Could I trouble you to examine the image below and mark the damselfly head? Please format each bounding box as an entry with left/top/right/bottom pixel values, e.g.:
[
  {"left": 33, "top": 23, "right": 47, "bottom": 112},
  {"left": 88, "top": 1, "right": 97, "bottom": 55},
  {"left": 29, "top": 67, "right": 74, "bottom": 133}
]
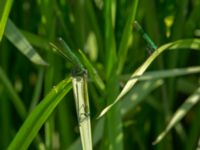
[{"left": 72, "top": 67, "right": 87, "bottom": 77}]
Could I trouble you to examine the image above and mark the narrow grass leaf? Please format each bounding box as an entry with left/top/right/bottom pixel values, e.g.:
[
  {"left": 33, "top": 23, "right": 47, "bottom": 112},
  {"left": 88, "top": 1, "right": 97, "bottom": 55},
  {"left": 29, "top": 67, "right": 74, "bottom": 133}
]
[
  {"left": 98, "top": 39, "right": 200, "bottom": 118},
  {"left": 8, "top": 77, "right": 72, "bottom": 150},
  {"left": 78, "top": 49, "right": 105, "bottom": 91},
  {"left": 72, "top": 74, "right": 92, "bottom": 150},
  {"left": 4, "top": 19, "right": 48, "bottom": 66},
  {"left": 169, "top": 0, "right": 189, "bottom": 67},
  {"left": 0, "top": 0, "right": 13, "bottom": 41},
  {"left": 0, "top": 67, "right": 26, "bottom": 119},
  {"left": 186, "top": 105, "right": 200, "bottom": 150},
  {"left": 104, "top": 0, "right": 117, "bottom": 78},
  {"left": 121, "top": 66, "right": 200, "bottom": 81},
  {"left": 117, "top": 0, "right": 139, "bottom": 74},
  {"left": 153, "top": 86, "right": 200, "bottom": 144}
]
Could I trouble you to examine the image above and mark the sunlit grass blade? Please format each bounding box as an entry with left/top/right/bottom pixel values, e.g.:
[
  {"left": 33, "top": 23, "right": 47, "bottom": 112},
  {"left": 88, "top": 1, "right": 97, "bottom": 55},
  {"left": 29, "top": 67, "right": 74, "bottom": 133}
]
[
  {"left": 68, "top": 118, "right": 105, "bottom": 150},
  {"left": 121, "top": 66, "right": 200, "bottom": 81},
  {"left": 98, "top": 39, "right": 200, "bottom": 118},
  {"left": 153, "top": 86, "right": 200, "bottom": 145},
  {"left": 0, "top": 66, "right": 26, "bottom": 119},
  {"left": 4, "top": 19, "right": 48, "bottom": 66},
  {"left": 72, "top": 73, "right": 92, "bottom": 150},
  {"left": 117, "top": 0, "right": 139, "bottom": 74},
  {"left": 0, "top": 0, "right": 13, "bottom": 41},
  {"left": 78, "top": 49, "right": 105, "bottom": 91},
  {"left": 8, "top": 77, "right": 72, "bottom": 150}
]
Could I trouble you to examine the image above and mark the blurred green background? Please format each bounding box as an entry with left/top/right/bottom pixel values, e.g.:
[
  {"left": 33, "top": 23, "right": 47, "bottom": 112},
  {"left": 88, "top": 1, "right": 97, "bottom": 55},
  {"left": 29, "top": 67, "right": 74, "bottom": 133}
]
[{"left": 0, "top": 0, "right": 200, "bottom": 149}]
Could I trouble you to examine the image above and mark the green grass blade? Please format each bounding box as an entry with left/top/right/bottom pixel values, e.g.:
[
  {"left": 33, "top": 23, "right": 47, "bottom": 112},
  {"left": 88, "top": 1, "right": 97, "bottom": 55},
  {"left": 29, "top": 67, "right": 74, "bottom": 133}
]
[
  {"left": 0, "top": 0, "right": 13, "bottom": 41},
  {"left": 102, "top": 3, "right": 124, "bottom": 148},
  {"left": 4, "top": 19, "right": 48, "bottom": 66},
  {"left": 78, "top": 49, "right": 105, "bottom": 91},
  {"left": 98, "top": 39, "right": 200, "bottom": 118},
  {"left": 117, "top": 0, "right": 139, "bottom": 74},
  {"left": 72, "top": 74, "right": 92, "bottom": 150},
  {"left": 8, "top": 77, "right": 72, "bottom": 150},
  {"left": 0, "top": 88, "right": 11, "bottom": 149},
  {"left": 104, "top": 0, "right": 117, "bottom": 78},
  {"left": 0, "top": 67, "right": 26, "bottom": 119},
  {"left": 184, "top": 1, "right": 200, "bottom": 37},
  {"left": 169, "top": 0, "right": 189, "bottom": 68},
  {"left": 153, "top": 86, "right": 200, "bottom": 145},
  {"left": 171, "top": 0, "right": 188, "bottom": 40},
  {"left": 103, "top": 2, "right": 124, "bottom": 147},
  {"left": 143, "top": 0, "right": 161, "bottom": 43},
  {"left": 121, "top": 79, "right": 163, "bottom": 115},
  {"left": 186, "top": 104, "right": 200, "bottom": 150},
  {"left": 121, "top": 66, "right": 200, "bottom": 81},
  {"left": 102, "top": 76, "right": 124, "bottom": 150}
]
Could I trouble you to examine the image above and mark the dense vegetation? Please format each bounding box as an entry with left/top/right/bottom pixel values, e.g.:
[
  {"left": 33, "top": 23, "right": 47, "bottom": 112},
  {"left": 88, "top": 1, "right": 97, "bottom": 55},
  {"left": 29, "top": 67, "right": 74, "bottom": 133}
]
[{"left": 0, "top": 0, "right": 200, "bottom": 150}]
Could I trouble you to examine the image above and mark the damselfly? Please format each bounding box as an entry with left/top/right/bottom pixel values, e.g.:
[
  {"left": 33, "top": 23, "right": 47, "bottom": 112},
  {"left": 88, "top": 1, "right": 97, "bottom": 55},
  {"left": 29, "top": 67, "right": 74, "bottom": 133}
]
[
  {"left": 134, "top": 21, "right": 158, "bottom": 54},
  {"left": 50, "top": 38, "right": 85, "bottom": 75},
  {"left": 50, "top": 38, "right": 92, "bottom": 150}
]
